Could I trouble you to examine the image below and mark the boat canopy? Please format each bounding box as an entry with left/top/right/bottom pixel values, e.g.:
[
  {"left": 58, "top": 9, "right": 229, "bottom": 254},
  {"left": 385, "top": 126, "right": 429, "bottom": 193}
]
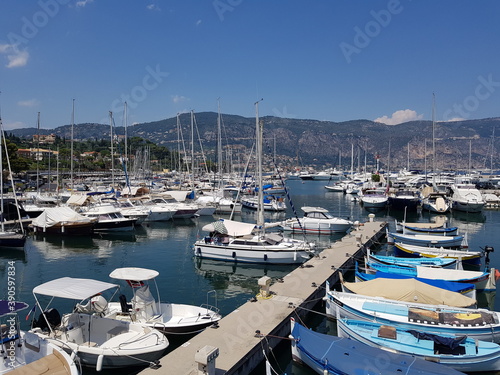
[
  {"left": 33, "top": 277, "right": 118, "bottom": 300},
  {"left": 31, "top": 206, "right": 94, "bottom": 227},
  {"left": 109, "top": 267, "right": 159, "bottom": 281},
  {"left": 202, "top": 219, "right": 256, "bottom": 237},
  {"left": 342, "top": 277, "right": 476, "bottom": 308},
  {"left": 66, "top": 194, "right": 93, "bottom": 206}
]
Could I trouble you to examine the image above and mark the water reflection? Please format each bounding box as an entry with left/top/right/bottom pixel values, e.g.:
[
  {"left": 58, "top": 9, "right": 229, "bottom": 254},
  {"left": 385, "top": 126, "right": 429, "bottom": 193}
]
[{"left": 194, "top": 258, "right": 293, "bottom": 297}]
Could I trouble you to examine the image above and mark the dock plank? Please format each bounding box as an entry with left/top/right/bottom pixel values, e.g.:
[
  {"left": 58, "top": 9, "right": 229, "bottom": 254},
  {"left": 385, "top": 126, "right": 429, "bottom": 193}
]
[{"left": 141, "top": 220, "right": 387, "bottom": 375}]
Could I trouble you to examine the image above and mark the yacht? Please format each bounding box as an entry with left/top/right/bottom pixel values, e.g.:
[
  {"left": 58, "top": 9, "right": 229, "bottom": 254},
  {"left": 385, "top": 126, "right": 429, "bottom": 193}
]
[{"left": 449, "top": 183, "right": 485, "bottom": 213}]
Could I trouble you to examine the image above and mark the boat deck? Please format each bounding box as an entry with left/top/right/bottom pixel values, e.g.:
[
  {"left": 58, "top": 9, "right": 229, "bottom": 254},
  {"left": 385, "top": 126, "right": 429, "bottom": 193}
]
[{"left": 139, "top": 218, "right": 387, "bottom": 375}]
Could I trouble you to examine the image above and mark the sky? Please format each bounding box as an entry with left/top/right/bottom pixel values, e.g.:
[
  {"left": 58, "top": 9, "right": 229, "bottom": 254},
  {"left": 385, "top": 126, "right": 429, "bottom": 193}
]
[{"left": 0, "top": 0, "right": 500, "bottom": 130}]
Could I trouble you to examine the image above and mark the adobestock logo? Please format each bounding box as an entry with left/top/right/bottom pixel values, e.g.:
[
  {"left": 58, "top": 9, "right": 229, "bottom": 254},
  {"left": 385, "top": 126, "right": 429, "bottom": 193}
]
[
  {"left": 99, "top": 64, "right": 169, "bottom": 123},
  {"left": 5, "top": 0, "right": 70, "bottom": 60},
  {"left": 340, "top": 0, "right": 403, "bottom": 64},
  {"left": 442, "top": 74, "right": 500, "bottom": 121},
  {"left": 212, "top": 0, "right": 243, "bottom": 21}
]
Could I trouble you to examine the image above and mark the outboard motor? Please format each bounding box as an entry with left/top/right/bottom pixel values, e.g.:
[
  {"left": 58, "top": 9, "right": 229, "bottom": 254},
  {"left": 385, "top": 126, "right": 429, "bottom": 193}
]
[
  {"left": 32, "top": 308, "right": 61, "bottom": 331},
  {"left": 484, "top": 246, "right": 494, "bottom": 268}
]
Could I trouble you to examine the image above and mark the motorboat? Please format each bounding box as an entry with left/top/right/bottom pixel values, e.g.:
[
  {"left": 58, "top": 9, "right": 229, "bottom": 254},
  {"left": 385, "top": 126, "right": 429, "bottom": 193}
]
[
  {"left": 290, "top": 318, "right": 465, "bottom": 375},
  {"left": 325, "top": 288, "right": 500, "bottom": 343},
  {"left": 106, "top": 267, "right": 221, "bottom": 334},
  {"left": 194, "top": 218, "right": 315, "bottom": 264},
  {"left": 337, "top": 318, "right": 500, "bottom": 373},
  {"left": 0, "top": 300, "right": 80, "bottom": 375},
  {"left": 359, "top": 188, "right": 388, "bottom": 209},
  {"left": 422, "top": 191, "right": 450, "bottom": 213},
  {"left": 240, "top": 195, "right": 286, "bottom": 211},
  {"left": 81, "top": 203, "right": 137, "bottom": 231},
  {"left": 30, "top": 206, "right": 97, "bottom": 235},
  {"left": 449, "top": 183, "right": 485, "bottom": 213},
  {"left": 388, "top": 189, "right": 420, "bottom": 211},
  {"left": 128, "top": 196, "right": 176, "bottom": 222},
  {"left": 30, "top": 277, "right": 168, "bottom": 371},
  {"left": 278, "top": 206, "right": 352, "bottom": 234},
  {"left": 149, "top": 194, "right": 198, "bottom": 219}
]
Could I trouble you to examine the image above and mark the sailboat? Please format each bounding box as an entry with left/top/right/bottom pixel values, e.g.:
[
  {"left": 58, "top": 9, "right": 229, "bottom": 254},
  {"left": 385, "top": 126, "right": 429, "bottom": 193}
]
[
  {"left": 193, "top": 100, "right": 315, "bottom": 264},
  {"left": 0, "top": 111, "right": 26, "bottom": 248}
]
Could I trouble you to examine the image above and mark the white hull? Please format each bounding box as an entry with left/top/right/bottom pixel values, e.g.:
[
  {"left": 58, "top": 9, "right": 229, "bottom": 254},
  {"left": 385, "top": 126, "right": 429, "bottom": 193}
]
[{"left": 194, "top": 241, "right": 311, "bottom": 264}]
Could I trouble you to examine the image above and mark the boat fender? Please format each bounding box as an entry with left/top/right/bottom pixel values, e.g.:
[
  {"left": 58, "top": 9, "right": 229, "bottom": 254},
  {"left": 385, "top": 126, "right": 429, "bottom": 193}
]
[
  {"left": 196, "top": 247, "right": 201, "bottom": 255},
  {"left": 232, "top": 252, "right": 236, "bottom": 258},
  {"left": 264, "top": 254, "right": 267, "bottom": 261},
  {"left": 96, "top": 354, "right": 104, "bottom": 372}
]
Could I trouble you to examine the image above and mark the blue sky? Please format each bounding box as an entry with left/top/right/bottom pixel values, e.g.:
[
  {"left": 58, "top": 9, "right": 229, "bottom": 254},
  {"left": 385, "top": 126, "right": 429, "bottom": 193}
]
[{"left": 0, "top": 0, "right": 499, "bottom": 130}]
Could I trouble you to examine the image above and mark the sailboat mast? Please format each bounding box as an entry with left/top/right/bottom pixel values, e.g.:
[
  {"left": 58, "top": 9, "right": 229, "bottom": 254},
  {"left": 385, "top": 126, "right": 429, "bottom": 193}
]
[
  {"left": 191, "top": 110, "right": 195, "bottom": 188},
  {"left": 36, "top": 112, "right": 40, "bottom": 195},
  {"left": 255, "top": 99, "right": 264, "bottom": 228},
  {"left": 70, "top": 99, "right": 74, "bottom": 191},
  {"left": 217, "top": 99, "right": 222, "bottom": 188},
  {"left": 432, "top": 93, "right": 436, "bottom": 185},
  {"left": 109, "top": 111, "right": 114, "bottom": 188},
  {"left": 0, "top": 107, "right": 3, "bottom": 232}
]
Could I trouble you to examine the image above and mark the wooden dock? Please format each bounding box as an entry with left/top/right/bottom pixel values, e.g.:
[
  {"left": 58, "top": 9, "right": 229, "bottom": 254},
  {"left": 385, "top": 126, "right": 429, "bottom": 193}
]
[{"left": 140, "top": 218, "right": 388, "bottom": 375}]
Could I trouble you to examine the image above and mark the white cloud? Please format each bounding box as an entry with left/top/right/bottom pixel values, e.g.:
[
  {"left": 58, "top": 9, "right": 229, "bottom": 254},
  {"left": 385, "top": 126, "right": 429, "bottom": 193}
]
[
  {"left": 0, "top": 44, "right": 29, "bottom": 68},
  {"left": 196, "top": 19, "right": 202, "bottom": 26},
  {"left": 76, "top": 0, "right": 94, "bottom": 7},
  {"left": 172, "top": 95, "right": 189, "bottom": 104},
  {"left": 374, "top": 109, "right": 423, "bottom": 125},
  {"left": 2, "top": 121, "right": 25, "bottom": 130},
  {"left": 146, "top": 3, "right": 160, "bottom": 11},
  {"left": 442, "top": 117, "right": 465, "bottom": 122},
  {"left": 18, "top": 99, "right": 40, "bottom": 107}
]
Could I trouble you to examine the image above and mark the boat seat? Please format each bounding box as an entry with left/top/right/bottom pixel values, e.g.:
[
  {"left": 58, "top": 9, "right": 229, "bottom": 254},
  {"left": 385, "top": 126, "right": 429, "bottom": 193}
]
[
  {"left": 8, "top": 352, "right": 68, "bottom": 375},
  {"left": 378, "top": 325, "right": 397, "bottom": 340}
]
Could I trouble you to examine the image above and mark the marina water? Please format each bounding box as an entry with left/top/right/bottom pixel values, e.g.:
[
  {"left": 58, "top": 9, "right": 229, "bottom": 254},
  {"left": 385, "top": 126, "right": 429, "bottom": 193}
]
[{"left": 1, "top": 179, "right": 499, "bottom": 374}]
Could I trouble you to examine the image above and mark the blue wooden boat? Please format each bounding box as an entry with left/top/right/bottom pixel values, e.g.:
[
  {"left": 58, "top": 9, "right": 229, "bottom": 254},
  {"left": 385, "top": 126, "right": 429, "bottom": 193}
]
[
  {"left": 387, "top": 230, "right": 465, "bottom": 248},
  {"left": 355, "top": 264, "right": 477, "bottom": 300},
  {"left": 325, "top": 288, "right": 500, "bottom": 343},
  {"left": 367, "top": 249, "right": 458, "bottom": 268},
  {"left": 290, "top": 318, "right": 465, "bottom": 375},
  {"left": 364, "top": 261, "right": 495, "bottom": 292},
  {"left": 392, "top": 242, "right": 482, "bottom": 266},
  {"left": 337, "top": 318, "right": 500, "bottom": 373}
]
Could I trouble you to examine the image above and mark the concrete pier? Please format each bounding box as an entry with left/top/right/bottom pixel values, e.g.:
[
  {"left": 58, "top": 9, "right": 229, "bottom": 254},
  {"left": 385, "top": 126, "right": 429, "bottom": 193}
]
[{"left": 141, "top": 219, "right": 388, "bottom": 375}]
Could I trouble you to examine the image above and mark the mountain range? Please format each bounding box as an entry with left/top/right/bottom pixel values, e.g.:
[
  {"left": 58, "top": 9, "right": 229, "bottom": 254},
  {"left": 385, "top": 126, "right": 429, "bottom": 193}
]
[{"left": 9, "top": 112, "right": 500, "bottom": 171}]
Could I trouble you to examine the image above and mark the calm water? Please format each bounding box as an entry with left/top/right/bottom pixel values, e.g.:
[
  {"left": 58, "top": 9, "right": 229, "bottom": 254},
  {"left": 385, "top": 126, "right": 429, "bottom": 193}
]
[{"left": 1, "top": 179, "right": 499, "bottom": 374}]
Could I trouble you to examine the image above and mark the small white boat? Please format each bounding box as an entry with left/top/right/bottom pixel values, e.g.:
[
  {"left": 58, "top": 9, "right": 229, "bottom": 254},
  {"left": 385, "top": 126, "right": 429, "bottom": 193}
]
[
  {"left": 0, "top": 300, "right": 79, "bottom": 375},
  {"left": 106, "top": 267, "right": 222, "bottom": 334},
  {"left": 279, "top": 206, "right": 353, "bottom": 234},
  {"left": 360, "top": 188, "right": 388, "bottom": 209},
  {"left": 449, "top": 183, "right": 485, "bottom": 213},
  {"left": 30, "top": 277, "right": 169, "bottom": 371}
]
